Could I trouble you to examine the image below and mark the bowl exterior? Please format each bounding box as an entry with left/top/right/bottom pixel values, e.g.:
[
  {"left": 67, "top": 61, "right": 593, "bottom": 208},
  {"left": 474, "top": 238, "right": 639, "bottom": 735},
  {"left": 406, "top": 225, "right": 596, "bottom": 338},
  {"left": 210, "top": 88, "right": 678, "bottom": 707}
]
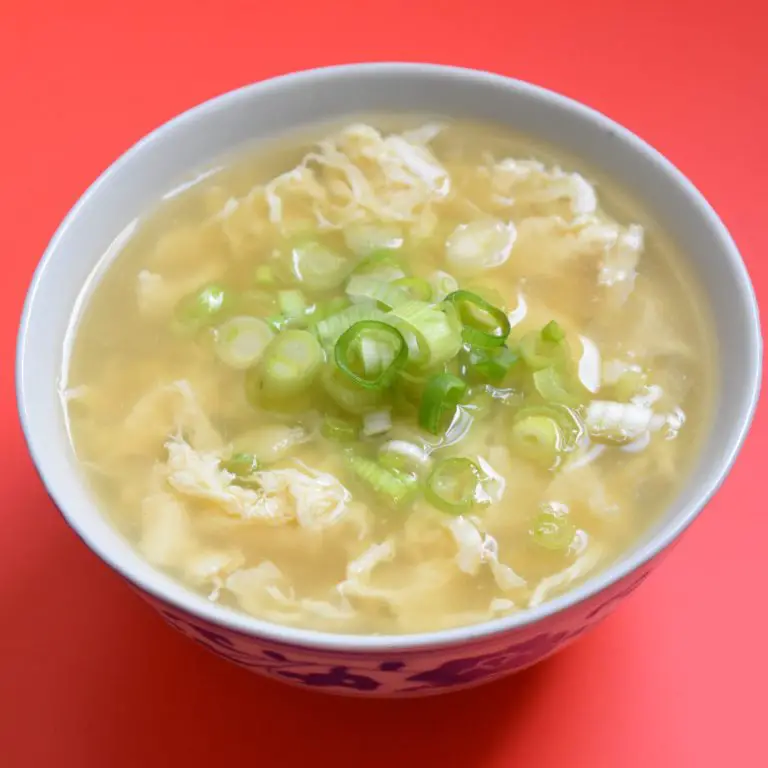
[{"left": 136, "top": 555, "right": 660, "bottom": 696}]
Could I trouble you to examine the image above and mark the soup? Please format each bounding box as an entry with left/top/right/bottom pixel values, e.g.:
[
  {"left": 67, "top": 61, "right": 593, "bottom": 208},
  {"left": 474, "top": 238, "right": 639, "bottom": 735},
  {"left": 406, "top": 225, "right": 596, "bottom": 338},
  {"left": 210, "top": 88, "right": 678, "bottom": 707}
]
[{"left": 64, "top": 118, "right": 714, "bottom": 634}]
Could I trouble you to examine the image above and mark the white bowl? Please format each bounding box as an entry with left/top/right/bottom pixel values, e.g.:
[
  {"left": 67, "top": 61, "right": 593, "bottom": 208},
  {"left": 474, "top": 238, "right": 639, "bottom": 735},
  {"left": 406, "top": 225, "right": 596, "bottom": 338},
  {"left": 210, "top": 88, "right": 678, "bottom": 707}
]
[{"left": 16, "top": 64, "right": 762, "bottom": 697}]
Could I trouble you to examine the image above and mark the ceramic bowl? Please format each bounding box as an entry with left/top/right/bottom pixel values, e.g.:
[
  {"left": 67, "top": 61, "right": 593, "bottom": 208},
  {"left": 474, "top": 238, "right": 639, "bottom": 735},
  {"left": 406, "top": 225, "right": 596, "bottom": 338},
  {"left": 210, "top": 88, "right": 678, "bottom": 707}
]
[{"left": 16, "top": 64, "right": 762, "bottom": 697}]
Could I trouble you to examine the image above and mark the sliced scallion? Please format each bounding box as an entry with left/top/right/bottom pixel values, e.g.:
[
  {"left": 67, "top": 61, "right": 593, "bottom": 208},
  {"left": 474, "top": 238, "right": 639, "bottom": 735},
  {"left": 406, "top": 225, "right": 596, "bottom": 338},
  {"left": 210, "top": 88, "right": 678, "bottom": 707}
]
[
  {"left": 393, "top": 277, "right": 433, "bottom": 302},
  {"left": 345, "top": 275, "right": 410, "bottom": 309},
  {"left": 530, "top": 506, "right": 576, "bottom": 551},
  {"left": 445, "top": 290, "right": 511, "bottom": 348},
  {"left": 278, "top": 289, "right": 307, "bottom": 319},
  {"left": 314, "top": 302, "right": 387, "bottom": 349},
  {"left": 347, "top": 454, "right": 417, "bottom": 505},
  {"left": 532, "top": 366, "right": 586, "bottom": 408},
  {"left": 174, "top": 284, "right": 234, "bottom": 333},
  {"left": 350, "top": 250, "right": 406, "bottom": 281},
  {"left": 322, "top": 365, "right": 384, "bottom": 415},
  {"left": 214, "top": 316, "right": 274, "bottom": 370},
  {"left": 428, "top": 270, "right": 459, "bottom": 301},
  {"left": 221, "top": 452, "right": 259, "bottom": 477},
  {"left": 311, "top": 296, "right": 351, "bottom": 323},
  {"left": 464, "top": 345, "right": 519, "bottom": 383},
  {"left": 419, "top": 372, "right": 467, "bottom": 435},
  {"left": 514, "top": 404, "right": 583, "bottom": 449},
  {"left": 260, "top": 329, "right": 324, "bottom": 396},
  {"left": 425, "top": 457, "right": 488, "bottom": 515},
  {"left": 519, "top": 322, "right": 569, "bottom": 370},
  {"left": 541, "top": 320, "right": 565, "bottom": 343},
  {"left": 335, "top": 321, "right": 407, "bottom": 390},
  {"left": 510, "top": 415, "right": 563, "bottom": 466},
  {"left": 509, "top": 403, "right": 583, "bottom": 467},
  {"left": 362, "top": 408, "right": 393, "bottom": 437},
  {"left": 389, "top": 301, "right": 463, "bottom": 369}
]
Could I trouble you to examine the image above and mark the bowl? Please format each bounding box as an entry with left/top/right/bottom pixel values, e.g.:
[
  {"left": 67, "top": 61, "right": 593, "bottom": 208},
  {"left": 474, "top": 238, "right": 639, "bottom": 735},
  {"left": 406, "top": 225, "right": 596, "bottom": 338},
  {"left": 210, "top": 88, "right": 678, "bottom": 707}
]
[{"left": 16, "top": 63, "right": 762, "bottom": 697}]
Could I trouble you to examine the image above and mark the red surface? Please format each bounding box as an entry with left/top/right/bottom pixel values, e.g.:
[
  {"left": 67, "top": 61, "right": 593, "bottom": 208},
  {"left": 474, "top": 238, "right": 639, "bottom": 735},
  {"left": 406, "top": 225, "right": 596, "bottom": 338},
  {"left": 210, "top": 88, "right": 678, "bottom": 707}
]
[{"left": 1, "top": 1, "right": 766, "bottom": 765}]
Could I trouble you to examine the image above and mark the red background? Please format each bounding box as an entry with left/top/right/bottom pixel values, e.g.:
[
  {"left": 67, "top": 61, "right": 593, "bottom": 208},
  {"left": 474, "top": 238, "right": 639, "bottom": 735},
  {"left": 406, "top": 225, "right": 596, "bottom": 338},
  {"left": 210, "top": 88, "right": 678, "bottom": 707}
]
[{"left": 2, "top": 1, "right": 766, "bottom": 765}]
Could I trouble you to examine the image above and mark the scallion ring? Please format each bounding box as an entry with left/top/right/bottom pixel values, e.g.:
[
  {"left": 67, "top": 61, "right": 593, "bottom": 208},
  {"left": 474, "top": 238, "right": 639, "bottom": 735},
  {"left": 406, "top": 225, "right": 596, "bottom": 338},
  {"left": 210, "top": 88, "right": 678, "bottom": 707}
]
[
  {"left": 334, "top": 320, "right": 408, "bottom": 390},
  {"left": 393, "top": 277, "right": 433, "bottom": 302},
  {"left": 426, "top": 457, "right": 488, "bottom": 515},
  {"left": 259, "top": 329, "right": 324, "bottom": 397},
  {"left": 444, "top": 290, "right": 511, "bottom": 348},
  {"left": 419, "top": 372, "right": 468, "bottom": 435}
]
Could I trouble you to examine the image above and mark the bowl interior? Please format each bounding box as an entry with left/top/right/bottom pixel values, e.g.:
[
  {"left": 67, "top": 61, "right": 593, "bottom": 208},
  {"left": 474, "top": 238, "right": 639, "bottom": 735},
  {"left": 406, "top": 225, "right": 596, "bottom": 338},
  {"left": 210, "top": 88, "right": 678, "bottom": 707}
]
[{"left": 16, "top": 64, "right": 762, "bottom": 651}]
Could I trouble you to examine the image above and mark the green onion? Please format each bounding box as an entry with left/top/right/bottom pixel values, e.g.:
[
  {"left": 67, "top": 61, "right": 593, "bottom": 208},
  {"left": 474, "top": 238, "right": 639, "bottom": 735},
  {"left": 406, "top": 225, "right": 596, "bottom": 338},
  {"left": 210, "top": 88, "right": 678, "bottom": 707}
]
[
  {"left": 532, "top": 366, "right": 585, "bottom": 407},
  {"left": 265, "top": 315, "right": 291, "bottom": 333},
  {"left": 347, "top": 454, "right": 417, "bottom": 504},
  {"left": 393, "top": 277, "right": 433, "bottom": 302},
  {"left": 254, "top": 265, "right": 276, "bottom": 286},
  {"left": 515, "top": 404, "right": 583, "bottom": 448},
  {"left": 335, "top": 321, "right": 407, "bottom": 390},
  {"left": 311, "top": 296, "right": 351, "bottom": 323},
  {"left": 291, "top": 241, "right": 350, "bottom": 291},
  {"left": 541, "top": 320, "right": 565, "bottom": 343},
  {"left": 278, "top": 289, "right": 307, "bottom": 318},
  {"left": 510, "top": 415, "right": 563, "bottom": 466},
  {"left": 314, "top": 302, "right": 387, "bottom": 349},
  {"left": 222, "top": 452, "right": 259, "bottom": 477},
  {"left": 530, "top": 506, "right": 576, "bottom": 551},
  {"left": 363, "top": 408, "right": 393, "bottom": 436},
  {"left": 509, "top": 404, "right": 582, "bottom": 467},
  {"left": 389, "top": 301, "right": 463, "bottom": 369},
  {"left": 214, "top": 316, "right": 274, "bottom": 370},
  {"left": 350, "top": 250, "right": 406, "bottom": 281},
  {"left": 419, "top": 372, "right": 467, "bottom": 435},
  {"left": 266, "top": 311, "right": 313, "bottom": 332},
  {"left": 345, "top": 275, "right": 410, "bottom": 309},
  {"left": 429, "top": 270, "right": 459, "bottom": 301},
  {"left": 321, "top": 416, "right": 358, "bottom": 442},
  {"left": 445, "top": 290, "right": 511, "bottom": 348},
  {"left": 259, "top": 329, "right": 323, "bottom": 397},
  {"left": 425, "top": 457, "right": 488, "bottom": 514},
  {"left": 174, "top": 284, "right": 234, "bottom": 333},
  {"left": 322, "top": 365, "right": 384, "bottom": 414},
  {"left": 463, "top": 345, "right": 519, "bottom": 383},
  {"left": 519, "top": 322, "right": 569, "bottom": 370}
]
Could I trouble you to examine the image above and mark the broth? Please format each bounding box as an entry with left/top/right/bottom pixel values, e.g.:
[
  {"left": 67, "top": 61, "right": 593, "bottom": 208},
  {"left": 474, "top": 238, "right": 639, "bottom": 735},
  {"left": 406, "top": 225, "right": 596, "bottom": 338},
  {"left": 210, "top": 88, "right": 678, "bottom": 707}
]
[{"left": 64, "top": 118, "right": 714, "bottom": 634}]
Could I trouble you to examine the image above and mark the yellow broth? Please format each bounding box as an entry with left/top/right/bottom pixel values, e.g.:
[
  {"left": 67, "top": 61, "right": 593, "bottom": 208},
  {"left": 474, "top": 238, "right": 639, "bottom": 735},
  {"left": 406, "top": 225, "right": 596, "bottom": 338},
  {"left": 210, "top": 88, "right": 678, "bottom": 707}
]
[{"left": 64, "top": 118, "right": 714, "bottom": 634}]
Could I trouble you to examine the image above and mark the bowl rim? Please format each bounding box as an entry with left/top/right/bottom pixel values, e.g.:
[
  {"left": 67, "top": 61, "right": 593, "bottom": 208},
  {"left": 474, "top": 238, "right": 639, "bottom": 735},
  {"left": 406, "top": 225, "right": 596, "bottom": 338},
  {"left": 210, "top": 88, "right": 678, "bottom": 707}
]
[{"left": 16, "top": 62, "right": 763, "bottom": 652}]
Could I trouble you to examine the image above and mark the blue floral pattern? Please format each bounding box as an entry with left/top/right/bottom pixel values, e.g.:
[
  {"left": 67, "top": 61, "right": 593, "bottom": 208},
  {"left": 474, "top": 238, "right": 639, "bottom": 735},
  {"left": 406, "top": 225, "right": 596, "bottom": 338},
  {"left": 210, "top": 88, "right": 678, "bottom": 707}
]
[
  {"left": 140, "top": 563, "right": 655, "bottom": 696},
  {"left": 402, "top": 627, "right": 587, "bottom": 691}
]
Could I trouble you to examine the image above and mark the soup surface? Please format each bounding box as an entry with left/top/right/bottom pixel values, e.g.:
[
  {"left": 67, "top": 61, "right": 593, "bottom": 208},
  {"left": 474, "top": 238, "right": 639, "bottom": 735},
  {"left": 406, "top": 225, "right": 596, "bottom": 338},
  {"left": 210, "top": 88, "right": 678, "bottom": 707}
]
[{"left": 64, "top": 118, "right": 714, "bottom": 634}]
